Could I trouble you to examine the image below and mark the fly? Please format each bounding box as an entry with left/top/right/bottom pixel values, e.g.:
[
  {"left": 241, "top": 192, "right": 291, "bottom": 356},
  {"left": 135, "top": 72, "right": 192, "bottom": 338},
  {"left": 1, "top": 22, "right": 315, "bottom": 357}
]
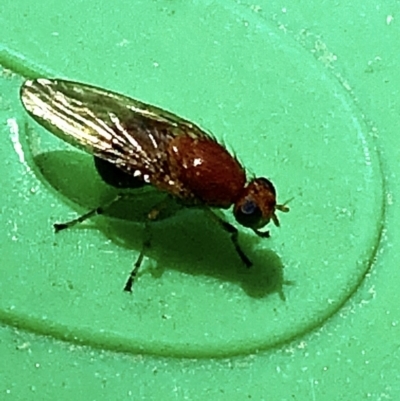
[{"left": 20, "top": 78, "right": 289, "bottom": 292}]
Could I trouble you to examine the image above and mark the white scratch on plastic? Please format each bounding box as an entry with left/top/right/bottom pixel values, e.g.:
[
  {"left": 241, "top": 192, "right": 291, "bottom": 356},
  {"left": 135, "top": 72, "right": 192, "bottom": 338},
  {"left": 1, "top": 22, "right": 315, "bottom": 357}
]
[{"left": 7, "top": 118, "right": 30, "bottom": 170}]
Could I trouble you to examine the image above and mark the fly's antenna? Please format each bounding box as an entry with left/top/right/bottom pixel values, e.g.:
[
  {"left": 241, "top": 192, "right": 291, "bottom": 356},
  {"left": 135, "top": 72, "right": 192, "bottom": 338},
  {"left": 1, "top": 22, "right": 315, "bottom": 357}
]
[{"left": 276, "top": 196, "right": 294, "bottom": 213}]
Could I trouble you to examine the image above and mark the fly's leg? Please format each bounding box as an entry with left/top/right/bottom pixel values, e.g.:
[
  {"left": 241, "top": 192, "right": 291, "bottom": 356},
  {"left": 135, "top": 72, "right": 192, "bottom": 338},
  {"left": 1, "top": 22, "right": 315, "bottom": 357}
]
[
  {"left": 220, "top": 220, "right": 253, "bottom": 268},
  {"left": 55, "top": 194, "right": 171, "bottom": 292},
  {"left": 206, "top": 210, "right": 253, "bottom": 268},
  {"left": 53, "top": 194, "right": 128, "bottom": 232},
  {"left": 254, "top": 229, "right": 270, "bottom": 239},
  {"left": 146, "top": 196, "right": 171, "bottom": 221},
  {"left": 123, "top": 196, "right": 170, "bottom": 292},
  {"left": 124, "top": 222, "right": 151, "bottom": 292}
]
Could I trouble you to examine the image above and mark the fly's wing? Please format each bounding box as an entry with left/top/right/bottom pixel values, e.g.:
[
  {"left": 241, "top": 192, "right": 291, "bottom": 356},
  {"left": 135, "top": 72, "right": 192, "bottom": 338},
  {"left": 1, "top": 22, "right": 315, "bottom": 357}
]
[{"left": 20, "top": 78, "right": 209, "bottom": 185}]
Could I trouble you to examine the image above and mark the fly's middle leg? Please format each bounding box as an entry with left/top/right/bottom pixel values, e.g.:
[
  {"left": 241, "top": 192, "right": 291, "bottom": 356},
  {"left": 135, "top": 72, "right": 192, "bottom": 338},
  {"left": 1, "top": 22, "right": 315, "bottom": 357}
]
[{"left": 124, "top": 221, "right": 152, "bottom": 292}]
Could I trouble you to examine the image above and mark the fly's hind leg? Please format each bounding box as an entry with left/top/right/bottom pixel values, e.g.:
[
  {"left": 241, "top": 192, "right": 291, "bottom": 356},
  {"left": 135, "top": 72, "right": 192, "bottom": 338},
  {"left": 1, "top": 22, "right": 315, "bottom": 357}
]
[
  {"left": 53, "top": 193, "right": 128, "bottom": 232},
  {"left": 55, "top": 193, "right": 171, "bottom": 292}
]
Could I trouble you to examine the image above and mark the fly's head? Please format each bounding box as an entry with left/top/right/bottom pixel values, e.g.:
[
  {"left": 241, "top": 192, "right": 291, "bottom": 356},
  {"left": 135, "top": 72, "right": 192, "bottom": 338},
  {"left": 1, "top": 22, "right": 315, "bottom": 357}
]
[{"left": 233, "top": 177, "right": 289, "bottom": 237}]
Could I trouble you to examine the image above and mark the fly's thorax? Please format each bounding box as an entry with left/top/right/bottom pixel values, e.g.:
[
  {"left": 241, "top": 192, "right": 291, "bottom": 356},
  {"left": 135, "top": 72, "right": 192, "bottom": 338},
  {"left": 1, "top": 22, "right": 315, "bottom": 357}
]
[
  {"left": 167, "top": 135, "right": 246, "bottom": 207},
  {"left": 233, "top": 177, "right": 278, "bottom": 229}
]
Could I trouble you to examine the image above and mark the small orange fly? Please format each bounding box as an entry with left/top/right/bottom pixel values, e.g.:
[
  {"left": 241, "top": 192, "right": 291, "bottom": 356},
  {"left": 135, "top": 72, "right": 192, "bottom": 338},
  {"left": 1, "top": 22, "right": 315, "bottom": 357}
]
[{"left": 21, "top": 79, "right": 289, "bottom": 291}]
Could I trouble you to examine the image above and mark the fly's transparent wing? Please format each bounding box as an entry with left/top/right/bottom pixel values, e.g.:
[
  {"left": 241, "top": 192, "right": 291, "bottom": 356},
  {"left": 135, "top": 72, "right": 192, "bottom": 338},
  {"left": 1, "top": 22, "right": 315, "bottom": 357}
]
[{"left": 20, "top": 78, "right": 208, "bottom": 184}]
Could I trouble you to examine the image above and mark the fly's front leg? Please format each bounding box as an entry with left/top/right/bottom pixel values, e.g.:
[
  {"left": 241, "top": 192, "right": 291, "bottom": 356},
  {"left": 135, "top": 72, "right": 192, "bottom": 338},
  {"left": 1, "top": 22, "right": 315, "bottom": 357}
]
[{"left": 206, "top": 209, "right": 253, "bottom": 268}]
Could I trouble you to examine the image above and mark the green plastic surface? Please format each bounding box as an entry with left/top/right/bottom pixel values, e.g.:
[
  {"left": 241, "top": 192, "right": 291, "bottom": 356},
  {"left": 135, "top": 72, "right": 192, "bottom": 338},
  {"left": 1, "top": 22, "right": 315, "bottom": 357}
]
[{"left": 0, "top": 0, "right": 399, "bottom": 399}]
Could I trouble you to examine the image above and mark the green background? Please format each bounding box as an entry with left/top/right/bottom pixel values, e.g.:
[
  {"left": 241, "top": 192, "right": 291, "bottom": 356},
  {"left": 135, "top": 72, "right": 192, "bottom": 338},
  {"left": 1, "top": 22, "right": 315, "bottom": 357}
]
[{"left": 0, "top": 0, "right": 399, "bottom": 399}]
